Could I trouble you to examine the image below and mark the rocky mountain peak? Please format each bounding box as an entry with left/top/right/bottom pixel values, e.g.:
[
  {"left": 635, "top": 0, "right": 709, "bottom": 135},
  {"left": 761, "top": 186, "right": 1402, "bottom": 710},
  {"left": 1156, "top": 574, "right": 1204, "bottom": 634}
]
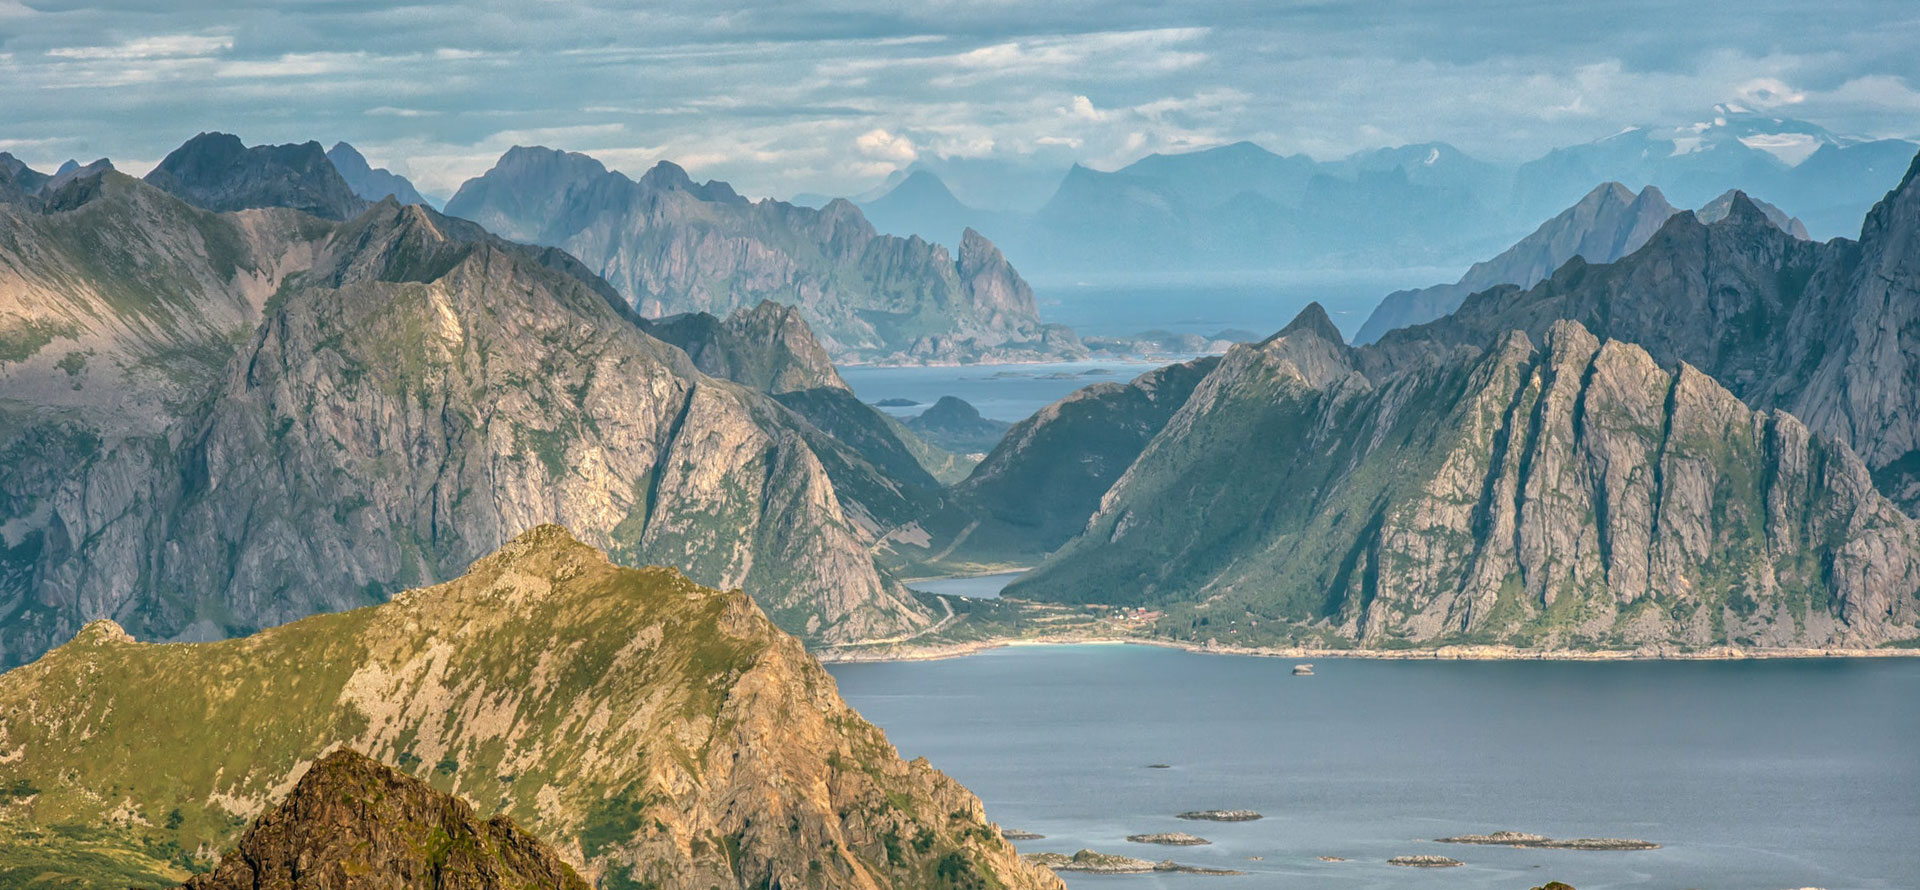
[
  {"left": 639, "top": 158, "right": 697, "bottom": 191},
  {"left": 70, "top": 619, "right": 135, "bottom": 647},
  {"left": 178, "top": 749, "right": 590, "bottom": 890},
  {"left": 326, "top": 141, "right": 430, "bottom": 206},
  {"left": 1269, "top": 301, "right": 1345, "bottom": 345},
  {"left": 145, "top": 131, "right": 367, "bottom": 220}
]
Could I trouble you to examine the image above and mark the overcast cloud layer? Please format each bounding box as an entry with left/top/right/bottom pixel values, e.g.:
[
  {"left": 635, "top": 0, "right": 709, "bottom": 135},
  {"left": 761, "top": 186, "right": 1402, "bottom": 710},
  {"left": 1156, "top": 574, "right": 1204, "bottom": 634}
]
[{"left": 3, "top": 1, "right": 1917, "bottom": 198}]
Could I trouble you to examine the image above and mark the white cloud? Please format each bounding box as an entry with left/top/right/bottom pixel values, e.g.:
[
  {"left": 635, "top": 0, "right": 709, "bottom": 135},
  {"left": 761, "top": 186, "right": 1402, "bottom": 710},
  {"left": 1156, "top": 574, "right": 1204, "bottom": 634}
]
[
  {"left": 46, "top": 32, "right": 232, "bottom": 61},
  {"left": 855, "top": 128, "right": 918, "bottom": 163}
]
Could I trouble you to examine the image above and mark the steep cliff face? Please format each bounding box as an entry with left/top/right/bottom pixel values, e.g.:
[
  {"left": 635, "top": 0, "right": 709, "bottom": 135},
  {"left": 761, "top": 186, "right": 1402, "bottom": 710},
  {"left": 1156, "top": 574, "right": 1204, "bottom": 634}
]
[
  {"left": 144, "top": 133, "right": 368, "bottom": 221},
  {"left": 1376, "top": 161, "right": 1920, "bottom": 513},
  {"left": 0, "top": 527, "right": 1060, "bottom": 890},
  {"left": 1013, "top": 315, "right": 1920, "bottom": 650},
  {"left": 641, "top": 299, "right": 847, "bottom": 395},
  {"left": 178, "top": 749, "right": 590, "bottom": 890},
  {"left": 0, "top": 181, "right": 932, "bottom": 665},
  {"left": 443, "top": 146, "right": 1084, "bottom": 364}
]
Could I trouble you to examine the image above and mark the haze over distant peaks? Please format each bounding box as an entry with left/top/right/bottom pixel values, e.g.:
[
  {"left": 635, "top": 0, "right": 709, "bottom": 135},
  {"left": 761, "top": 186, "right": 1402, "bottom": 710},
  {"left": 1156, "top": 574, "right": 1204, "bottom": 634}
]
[{"left": 325, "top": 141, "right": 432, "bottom": 208}]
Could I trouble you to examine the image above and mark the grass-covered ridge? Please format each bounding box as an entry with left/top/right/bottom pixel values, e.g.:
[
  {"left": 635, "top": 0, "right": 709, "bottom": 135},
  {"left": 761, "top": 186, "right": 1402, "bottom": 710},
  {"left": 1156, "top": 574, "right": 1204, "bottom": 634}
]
[{"left": 0, "top": 526, "right": 1057, "bottom": 890}]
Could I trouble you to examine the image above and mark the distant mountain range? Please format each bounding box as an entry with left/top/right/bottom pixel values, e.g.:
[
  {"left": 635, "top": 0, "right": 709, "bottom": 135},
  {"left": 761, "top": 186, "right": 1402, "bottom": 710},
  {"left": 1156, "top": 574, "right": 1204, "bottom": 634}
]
[
  {"left": 325, "top": 141, "right": 433, "bottom": 207},
  {"left": 840, "top": 107, "right": 1914, "bottom": 286},
  {"left": 892, "top": 153, "right": 1920, "bottom": 652},
  {"left": 1353, "top": 183, "right": 1809, "bottom": 343},
  {"left": 445, "top": 146, "right": 1085, "bottom": 364}
]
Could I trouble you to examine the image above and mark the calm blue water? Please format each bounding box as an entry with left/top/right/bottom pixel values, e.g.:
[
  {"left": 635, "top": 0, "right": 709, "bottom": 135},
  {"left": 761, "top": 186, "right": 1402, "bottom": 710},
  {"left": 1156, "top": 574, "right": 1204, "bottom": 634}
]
[
  {"left": 841, "top": 361, "right": 1167, "bottom": 423},
  {"left": 906, "top": 572, "right": 1024, "bottom": 599},
  {"left": 828, "top": 646, "right": 1920, "bottom": 890}
]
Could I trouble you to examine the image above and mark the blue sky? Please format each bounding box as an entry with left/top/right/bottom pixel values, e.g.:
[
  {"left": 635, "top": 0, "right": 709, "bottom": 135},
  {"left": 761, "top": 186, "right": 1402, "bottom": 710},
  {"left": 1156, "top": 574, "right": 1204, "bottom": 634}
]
[{"left": 2, "top": 1, "right": 1916, "bottom": 198}]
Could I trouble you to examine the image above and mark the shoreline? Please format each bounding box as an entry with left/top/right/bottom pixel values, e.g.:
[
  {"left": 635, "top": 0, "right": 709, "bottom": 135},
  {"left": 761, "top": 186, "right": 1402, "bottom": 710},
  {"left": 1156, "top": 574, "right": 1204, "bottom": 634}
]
[{"left": 815, "top": 634, "right": 1920, "bottom": 665}]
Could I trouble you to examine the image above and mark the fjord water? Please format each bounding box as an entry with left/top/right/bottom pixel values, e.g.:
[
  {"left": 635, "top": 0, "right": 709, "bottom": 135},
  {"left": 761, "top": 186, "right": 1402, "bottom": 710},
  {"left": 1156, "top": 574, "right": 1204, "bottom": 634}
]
[
  {"left": 828, "top": 646, "right": 1920, "bottom": 890},
  {"left": 841, "top": 360, "right": 1167, "bottom": 423}
]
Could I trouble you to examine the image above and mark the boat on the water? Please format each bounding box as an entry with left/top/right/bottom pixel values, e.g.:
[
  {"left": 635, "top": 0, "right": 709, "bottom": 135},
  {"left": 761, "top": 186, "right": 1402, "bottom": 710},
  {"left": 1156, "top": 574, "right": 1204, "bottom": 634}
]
[{"left": 1293, "top": 664, "right": 1314, "bottom": 676}]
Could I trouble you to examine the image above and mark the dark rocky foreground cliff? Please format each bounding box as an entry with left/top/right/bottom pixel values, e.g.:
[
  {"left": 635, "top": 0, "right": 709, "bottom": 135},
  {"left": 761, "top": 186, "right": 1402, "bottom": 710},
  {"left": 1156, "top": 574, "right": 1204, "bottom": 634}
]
[
  {"left": 177, "top": 749, "right": 589, "bottom": 890},
  {"left": 444, "top": 146, "right": 1085, "bottom": 364},
  {"left": 0, "top": 171, "right": 938, "bottom": 665},
  {"left": 0, "top": 526, "right": 1063, "bottom": 890}
]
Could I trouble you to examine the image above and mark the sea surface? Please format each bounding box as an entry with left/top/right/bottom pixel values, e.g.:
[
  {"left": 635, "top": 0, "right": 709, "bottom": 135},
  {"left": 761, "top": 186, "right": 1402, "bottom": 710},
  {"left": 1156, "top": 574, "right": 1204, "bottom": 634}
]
[
  {"left": 828, "top": 645, "right": 1920, "bottom": 890},
  {"left": 840, "top": 360, "right": 1168, "bottom": 423}
]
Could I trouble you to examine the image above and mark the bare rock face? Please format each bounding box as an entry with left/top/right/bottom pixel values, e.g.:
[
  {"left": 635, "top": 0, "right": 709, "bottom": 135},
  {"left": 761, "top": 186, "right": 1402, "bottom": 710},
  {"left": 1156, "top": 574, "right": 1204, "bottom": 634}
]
[
  {"left": 1375, "top": 153, "right": 1920, "bottom": 514},
  {"left": 1015, "top": 310, "right": 1920, "bottom": 650},
  {"left": 443, "top": 146, "right": 1086, "bottom": 364},
  {"left": 178, "top": 749, "right": 590, "bottom": 890},
  {"left": 0, "top": 179, "right": 931, "bottom": 666},
  {"left": 0, "top": 526, "right": 1062, "bottom": 890},
  {"left": 144, "top": 132, "right": 368, "bottom": 221},
  {"left": 641, "top": 299, "right": 847, "bottom": 395}
]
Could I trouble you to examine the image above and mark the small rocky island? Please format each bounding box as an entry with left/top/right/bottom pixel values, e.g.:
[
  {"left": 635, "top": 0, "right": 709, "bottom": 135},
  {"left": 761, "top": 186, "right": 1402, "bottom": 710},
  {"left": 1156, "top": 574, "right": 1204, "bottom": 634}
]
[
  {"left": 1437, "top": 831, "right": 1659, "bottom": 850},
  {"left": 1176, "top": 810, "right": 1262, "bottom": 822},
  {"left": 1388, "top": 855, "right": 1465, "bottom": 868},
  {"left": 1001, "top": 828, "right": 1046, "bottom": 840},
  {"left": 1023, "top": 850, "right": 1241, "bottom": 875},
  {"left": 1126, "top": 832, "right": 1210, "bottom": 846}
]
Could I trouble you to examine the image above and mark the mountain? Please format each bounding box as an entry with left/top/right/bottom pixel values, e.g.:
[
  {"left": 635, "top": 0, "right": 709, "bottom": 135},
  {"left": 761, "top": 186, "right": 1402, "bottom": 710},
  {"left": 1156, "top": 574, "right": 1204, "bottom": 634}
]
[
  {"left": 1355, "top": 183, "right": 1815, "bottom": 344},
  {"left": 325, "top": 141, "right": 432, "bottom": 207},
  {"left": 641, "top": 300, "right": 973, "bottom": 488},
  {"left": 176, "top": 749, "right": 590, "bottom": 890},
  {"left": 1698, "top": 188, "right": 1809, "bottom": 237},
  {"left": 1511, "top": 106, "right": 1913, "bottom": 238},
  {"left": 1374, "top": 161, "right": 1920, "bottom": 512},
  {"left": 0, "top": 526, "right": 1062, "bottom": 890},
  {"left": 904, "top": 396, "right": 1011, "bottom": 455},
  {"left": 144, "top": 132, "right": 367, "bottom": 220},
  {"left": 639, "top": 299, "right": 846, "bottom": 395},
  {"left": 1010, "top": 310, "right": 1920, "bottom": 650},
  {"left": 0, "top": 154, "right": 114, "bottom": 206},
  {"left": 443, "top": 146, "right": 1085, "bottom": 364},
  {"left": 859, "top": 169, "right": 994, "bottom": 245},
  {"left": 1355, "top": 183, "right": 1679, "bottom": 344},
  {"left": 888, "top": 356, "right": 1218, "bottom": 575},
  {"left": 0, "top": 175, "right": 939, "bottom": 665}
]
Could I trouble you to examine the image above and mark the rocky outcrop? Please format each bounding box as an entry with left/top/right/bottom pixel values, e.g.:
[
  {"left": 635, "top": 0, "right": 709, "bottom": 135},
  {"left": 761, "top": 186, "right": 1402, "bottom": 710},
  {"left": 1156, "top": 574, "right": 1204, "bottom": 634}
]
[
  {"left": 0, "top": 180, "right": 934, "bottom": 665},
  {"left": 0, "top": 527, "right": 1062, "bottom": 890},
  {"left": 443, "top": 146, "right": 1085, "bottom": 364},
  {"left": 1014, "top": 310, "right": 1920, "bottom": 650},
  {"left": 1375, "top": 159, "right": 1920, "bottom": 514},
  {"left": 1697, "top": 189, "right": 1809, "bottom": 238},
  {"left": 145, "top": 132, "right": 368, "bottom": 220},
  {"left": 326, "top": 141, "right": 431, "bottom": 207},
  {"left": 179, "top": 749, "right": 590, "bottom": 890}
]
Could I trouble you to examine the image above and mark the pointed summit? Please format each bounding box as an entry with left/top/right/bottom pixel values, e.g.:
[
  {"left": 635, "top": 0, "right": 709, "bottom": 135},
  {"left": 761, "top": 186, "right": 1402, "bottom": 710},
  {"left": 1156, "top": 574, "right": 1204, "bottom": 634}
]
[{"left": 1270, "top": 301, "right": 1345, "bottom": 345}]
